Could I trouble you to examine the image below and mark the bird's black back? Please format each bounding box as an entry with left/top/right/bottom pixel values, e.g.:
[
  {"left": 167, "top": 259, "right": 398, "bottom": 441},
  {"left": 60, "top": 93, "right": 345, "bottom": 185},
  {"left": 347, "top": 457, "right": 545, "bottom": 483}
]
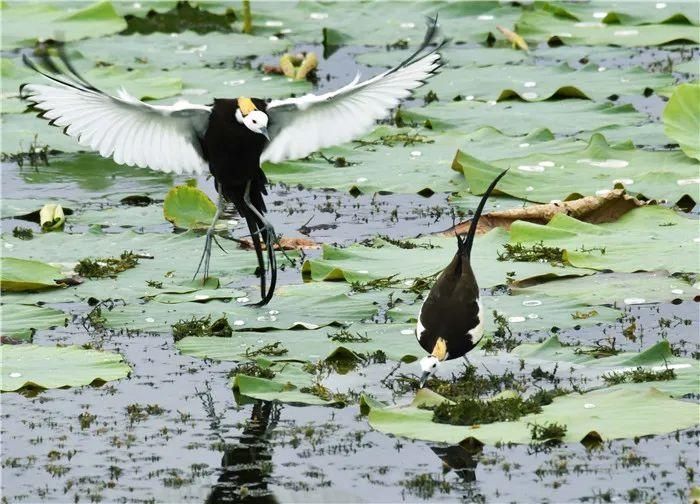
[
  {"left": 418, "top": 168, "right": 509, "bottom": 360},
  {"left": 202, "top": 98, "right": 269, "bottom": 214}
]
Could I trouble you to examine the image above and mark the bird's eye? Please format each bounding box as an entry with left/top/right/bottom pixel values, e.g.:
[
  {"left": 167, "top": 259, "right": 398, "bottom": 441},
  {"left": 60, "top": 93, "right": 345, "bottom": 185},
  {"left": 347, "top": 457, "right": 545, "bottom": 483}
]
[
  {"left": 432, "top": 363, "right": 437, "bottom": 368},
  {"left": 252, "top": 119, "right": 257, "bottom": 124}
]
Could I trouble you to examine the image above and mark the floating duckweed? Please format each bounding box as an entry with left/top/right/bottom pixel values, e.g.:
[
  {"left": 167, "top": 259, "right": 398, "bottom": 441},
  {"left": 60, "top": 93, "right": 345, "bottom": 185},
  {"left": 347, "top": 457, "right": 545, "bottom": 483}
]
[
  {"left": 9, "top": 372, "right": 22, "bottom": 378},
  {"left": 75, "top": 251, "right": 139, "bottom": 279},
  {"left": 433, "top": 394, "right": 549, "bottom": 426},
  {"left": 236, "top": 297, "right": 249, "bottom": 303},
  {"left": 508, "top": 316, "right": 526, "bottom": 323},
  {"left": 522, "top": 300, "right": 542, "bottom": 307},
  {"left": 522, "top": 92, "right": 538, "bottom": 100},
  {"left": 590, "top": 159, "right": 629, "bottom": 168},
  {"left": 523, "top": 81, "right": 537, "bottom": 88},
  {"left": 538, "top": 161, "right": 555, "bottom": 167},
  {"left": 584, "top": 403, "right": 596, "bottom": 409},
  {"left": 233, "top": 320, "right": 245, "bottom": 326},
  {"left": 171, "top": 315, "right": 232, "bottom": 342},
  {"left": 517, "top": 165, "right": 545, "bottom": 172},
  {"left": 623, "top": 297, "right": 646, "bottom": 305}
]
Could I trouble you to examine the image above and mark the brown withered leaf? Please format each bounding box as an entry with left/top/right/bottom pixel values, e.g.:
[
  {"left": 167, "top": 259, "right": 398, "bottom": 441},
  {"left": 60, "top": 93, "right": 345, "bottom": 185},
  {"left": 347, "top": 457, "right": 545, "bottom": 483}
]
[{"left": 441, "top": 189, "right": 650, "bottom": 237}]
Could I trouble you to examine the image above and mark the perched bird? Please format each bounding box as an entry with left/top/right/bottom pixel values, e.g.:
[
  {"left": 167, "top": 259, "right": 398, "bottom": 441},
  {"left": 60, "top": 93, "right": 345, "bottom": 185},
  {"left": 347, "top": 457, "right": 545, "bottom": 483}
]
[
  {"left": 416, "top": 169, "right": 509, "bottom": 387},
  {"left": 19, "top": 18, "right": 443, "bottom": 306}
]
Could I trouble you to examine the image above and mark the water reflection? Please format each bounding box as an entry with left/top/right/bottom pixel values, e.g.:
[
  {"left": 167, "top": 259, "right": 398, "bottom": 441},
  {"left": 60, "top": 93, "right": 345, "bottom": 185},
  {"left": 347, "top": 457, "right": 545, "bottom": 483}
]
[
  {"left": 207, "top": 401, "right": 280, "bottom": 503},
  {"left": 431, "top": 440, "right": 482, "bottom": 484}
]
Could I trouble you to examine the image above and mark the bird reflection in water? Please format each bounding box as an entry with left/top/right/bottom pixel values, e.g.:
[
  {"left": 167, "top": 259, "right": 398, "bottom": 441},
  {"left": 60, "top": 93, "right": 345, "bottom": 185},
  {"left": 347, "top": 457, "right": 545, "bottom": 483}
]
[
  {"left": 431, "top": 438, "right": 483, "bottom": 484},
  {"left": 206, "top": 401, "right": 280, "bottom": 503}
]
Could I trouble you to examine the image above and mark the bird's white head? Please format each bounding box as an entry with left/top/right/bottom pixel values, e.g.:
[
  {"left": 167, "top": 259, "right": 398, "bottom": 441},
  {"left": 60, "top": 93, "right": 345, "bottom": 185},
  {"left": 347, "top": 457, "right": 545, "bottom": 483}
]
[
  {"left": 419, "top": 355, "right": 440, "bottom": 387},
  {"left": 236, "top": 97, "right": 270, "bottom": 140}
]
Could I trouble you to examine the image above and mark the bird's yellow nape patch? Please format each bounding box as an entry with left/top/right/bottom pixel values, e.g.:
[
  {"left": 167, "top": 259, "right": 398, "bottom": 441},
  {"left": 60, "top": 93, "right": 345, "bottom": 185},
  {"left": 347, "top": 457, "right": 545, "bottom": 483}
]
[
  {"left": 431, "top": 338, "right": 448, "bottom": 361},
  {"left": 237, "top": 97, "right": 257, "bottom": 116}
]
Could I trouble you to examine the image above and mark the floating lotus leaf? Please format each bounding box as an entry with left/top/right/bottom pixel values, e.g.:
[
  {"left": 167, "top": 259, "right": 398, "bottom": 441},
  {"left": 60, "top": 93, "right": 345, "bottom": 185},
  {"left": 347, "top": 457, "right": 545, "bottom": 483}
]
[
  {"left": 0, "top": 257, "right": 62, "bottom": 292},
  {"left": 1, "top": 1, "right": 127, "bottom": 50},
  {"left": 363, "top": 385, "right": 699, "bottom": 445},
  {"left": 515, "top": 9, "right": 700, "bottom": 47},
  {"left": 663, "top": 83, "right": 700, "bottom": 161},
  {"left": 536, "top": 1, "right": 700, "bottom": 26},
  {"left": 72, "top": 31, "right": 289, "bottom": 69},
  {"left": 102, "top": 283, "right": 385, "bottom": 332},
  {"left": 231, "top": 361, "right": 341, "bottom": 406},
  {"left": 508, "top": 206, "right": 698, "bottom": 274},
  {"left": 456, "top": 133, "right": 699, "bottom": 205},
  {"left": 0, "top": 229, "right": 260, "bottom": 305},
  {"left": 0, "top": 344, "right": 131, "bottom": 392},
  {"left": 163, "top": 184, "right": 217, "bottom": 230},
  {"left": 177, "top": 323, "right": 419, "bottom": 363},
  {"left": 302, "top": 231, "right": 589, "bottom": 288},
  {"left": 397, "top": 101, "right": 646, "bottom": 137},
  {"left": 511, "top": 272, "right": 696, "bottom": 306},
  {"left": 0, "top": 304, "right": 67, "bottom": 341},
  {"left": 423, "top": 63, "right": 672, "bottom": 103}
]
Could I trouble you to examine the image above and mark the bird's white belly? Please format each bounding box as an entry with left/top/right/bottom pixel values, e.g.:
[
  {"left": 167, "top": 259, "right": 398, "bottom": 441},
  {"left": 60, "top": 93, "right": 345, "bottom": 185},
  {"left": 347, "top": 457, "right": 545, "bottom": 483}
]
[
  {"left": 467, "top": 298, "right": 485, "bottom": 344},
  {"left": 415, "top": 303, "right": 425, "bottom": 341}
]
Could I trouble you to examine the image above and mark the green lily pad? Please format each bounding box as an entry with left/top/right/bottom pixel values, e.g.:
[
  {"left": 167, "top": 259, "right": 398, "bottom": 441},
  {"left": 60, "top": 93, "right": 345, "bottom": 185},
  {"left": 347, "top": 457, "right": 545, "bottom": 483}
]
[
  {"left": 456, "top": 133, "right": 699, "bottom": 205},
  {"left": 0, "top": 229, "right": 260, "bottom": 305},
  {"left": 508, "top": 206, "right": 698, "bottom": 274},
  {"left": 397, "top": 101, "right": 646, "bottom": 137},
  {"left": 73, "top": 31, "right": 290, "bottom": 69},
  {"left": 163, "top": 184, "right": 216, "bottom": 230},
  {"left": 0, "top": 257, "right": 62, "bottom": 292},
  {"left": 302, "top": 231, "right": 588, "bottom": 288},
  {"left": 516, "top": 9, "right": 700, "bottom": 47},
  {"left": 364, "top": 385, "right": 699, "bottom": 445},
  {"left": 264, "top": 125, "right": 591, "bottom": 196},
  {"left": 536, "top": 1, "right": 700, "bottom": 26},
  {"left": 423, "top": 63, "right": 672, "bottom": 103},
  {"left": 0, "top": 304, "right": 67, "bottom": 341},
  {"left": 0, "top": 344, "right": 131, "bottom": 392},
  {"left": 387, "top": 290, "right": 621, "bottom": 334},
  {"left": 177, "top": 323, "right": 420, "bottom": 363},
  {"left": 514, "top": 337, "right": 699, "bottom": 398},
  {"left": 511, "top": 272, "right": 697, "bottom": 307},
  {"left": 1, "top": 1, "right": 128, "bottom": 50},
  {"left": 356, "top": 46, "right": 529, "bottom": 69},
  {"left": 663, "top": 83, "right": 700, "bottom": 161},
  {"left": 231, "top": 361, "right": 341, "bottom": 406},
  {"left": 102, "top": 283, "right": 384, "bottom": 332}
]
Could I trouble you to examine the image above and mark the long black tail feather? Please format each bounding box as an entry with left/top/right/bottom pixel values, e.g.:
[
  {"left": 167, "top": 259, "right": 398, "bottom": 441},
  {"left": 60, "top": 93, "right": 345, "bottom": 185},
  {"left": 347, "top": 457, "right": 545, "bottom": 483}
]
[{"left": 458, "top": 169, "right": 509, "bottom": 258}]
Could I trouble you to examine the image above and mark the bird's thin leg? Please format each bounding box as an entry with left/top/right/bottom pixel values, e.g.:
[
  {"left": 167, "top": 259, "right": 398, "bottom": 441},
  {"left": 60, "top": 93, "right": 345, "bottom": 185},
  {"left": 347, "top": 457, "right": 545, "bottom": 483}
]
[{"left": 193, "top": 186, "right": 225, "bottom": 282}]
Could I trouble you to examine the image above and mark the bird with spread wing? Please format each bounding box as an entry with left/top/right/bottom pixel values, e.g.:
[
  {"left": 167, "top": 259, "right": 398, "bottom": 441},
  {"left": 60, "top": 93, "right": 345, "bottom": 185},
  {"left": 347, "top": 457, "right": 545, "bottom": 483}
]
[{"left": 20, "top": 17, "right": 443, "bottom": 306}]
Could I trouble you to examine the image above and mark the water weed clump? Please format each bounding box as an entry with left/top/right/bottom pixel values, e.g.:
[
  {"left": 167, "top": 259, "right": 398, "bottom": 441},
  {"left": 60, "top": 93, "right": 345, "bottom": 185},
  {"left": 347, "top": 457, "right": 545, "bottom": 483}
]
[
  {"left": 498, "top": 241, "right": 564, "bottom": 264},
  {"left": 245, "top": 341, "right": 288, "bottom": 358},
  {"left": 12, "top": 226, "right": 33, "bottom": 240},
  {"left": 172, "top": 315, "right": 232, "bottom": 342},
  {"left": 75, "top": 251, "right": 139, "bottom": 279},
  {"left": 602, "top": 366, "right": 676, "bottom": 386},
  {"left": 530, "top": 421, "right": 568, "bottom": 441}
]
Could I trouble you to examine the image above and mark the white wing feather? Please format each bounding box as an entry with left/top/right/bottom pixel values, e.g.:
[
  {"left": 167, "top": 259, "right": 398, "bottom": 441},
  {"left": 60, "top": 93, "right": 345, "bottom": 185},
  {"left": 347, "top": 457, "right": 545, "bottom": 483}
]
[
  {"left": 21, "top": 82, "right": 211, "bottom": 174},
  {"left": 261, "top": 50, "right": 441, "bottom": 164}
]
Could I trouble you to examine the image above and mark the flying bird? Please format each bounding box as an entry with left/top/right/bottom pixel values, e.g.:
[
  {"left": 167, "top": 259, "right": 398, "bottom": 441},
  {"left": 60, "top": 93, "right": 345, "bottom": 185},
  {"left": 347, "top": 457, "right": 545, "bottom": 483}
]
[
  {"left": 19, "top": 18, "right": 443, "bottom": 306},
  {"left": 416, "top": 168, "right": 509, "bottom": 387}
]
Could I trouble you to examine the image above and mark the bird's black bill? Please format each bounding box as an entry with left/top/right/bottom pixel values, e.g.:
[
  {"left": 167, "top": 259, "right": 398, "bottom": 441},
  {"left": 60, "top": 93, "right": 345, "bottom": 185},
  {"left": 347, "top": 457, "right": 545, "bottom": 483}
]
[{"left": 419, "top": 371, "right": 431, "bottom": 388}]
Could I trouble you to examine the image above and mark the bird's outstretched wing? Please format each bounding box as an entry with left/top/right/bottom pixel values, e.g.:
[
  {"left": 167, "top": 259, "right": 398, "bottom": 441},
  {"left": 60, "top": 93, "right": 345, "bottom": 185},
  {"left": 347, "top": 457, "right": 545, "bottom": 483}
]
[
  {"left": 261, "top": 17, "right": 443, "bottom": 164},
  {"left": 20, "top": 52, "right": 211, "bottom": 175}
]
